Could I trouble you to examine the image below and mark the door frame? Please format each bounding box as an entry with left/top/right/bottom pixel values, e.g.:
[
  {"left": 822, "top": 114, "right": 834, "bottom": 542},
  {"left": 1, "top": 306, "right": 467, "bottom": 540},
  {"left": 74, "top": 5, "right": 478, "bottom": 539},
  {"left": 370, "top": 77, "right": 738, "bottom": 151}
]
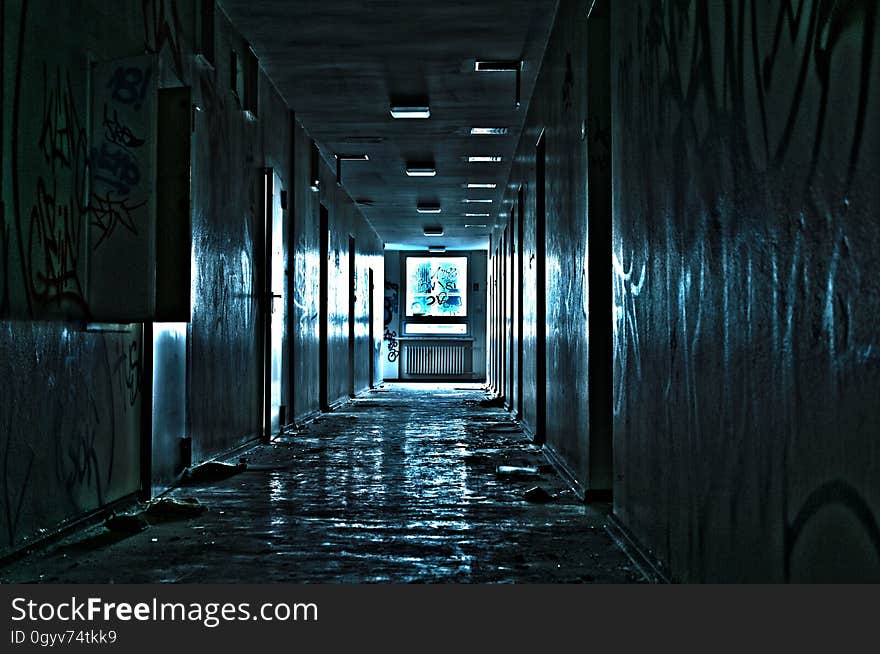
[
  {"left": 319, "top": 204, "right": 330, "bottom": 411},
  {"left": 516, "top": 185, "right": 525, "bottom": 418},
  {"left": 368, "top": 267, "right": 375, "bottom": 388},
  {"left": 535, "top": 129, "right": 547, "bottom": 444},
  {"left": 348, "top": 235, "right": 356, "bottom": 397}
]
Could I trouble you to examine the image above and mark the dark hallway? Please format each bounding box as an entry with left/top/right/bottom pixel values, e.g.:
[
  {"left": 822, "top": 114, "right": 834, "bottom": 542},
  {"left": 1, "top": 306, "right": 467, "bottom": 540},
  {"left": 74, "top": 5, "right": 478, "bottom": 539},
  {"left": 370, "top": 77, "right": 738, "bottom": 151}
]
[
  {"left": 1, "top": 0, "right": 879, "bottom": 586},
  {"left": 0, "top": 384, "right": 641, "bottom": 584}
]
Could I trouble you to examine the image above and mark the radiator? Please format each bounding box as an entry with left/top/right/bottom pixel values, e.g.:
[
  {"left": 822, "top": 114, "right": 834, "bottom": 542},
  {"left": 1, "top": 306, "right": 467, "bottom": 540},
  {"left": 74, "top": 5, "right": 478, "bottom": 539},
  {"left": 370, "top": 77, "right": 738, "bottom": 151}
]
[{"left": 401, "top": 340, "right": 473, "bottom": 378}]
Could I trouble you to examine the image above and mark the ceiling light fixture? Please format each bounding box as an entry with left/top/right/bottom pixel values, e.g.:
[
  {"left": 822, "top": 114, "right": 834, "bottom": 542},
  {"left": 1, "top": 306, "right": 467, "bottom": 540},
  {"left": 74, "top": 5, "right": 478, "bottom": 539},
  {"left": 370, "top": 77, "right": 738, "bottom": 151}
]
[
  {"left": 466, "top": 183, "right": 497, "bottom": 189},
  {"left": 429, "top": 245, "right": 446, "bottom": 253},
  {"left": 417, "top": 203, "right": 442, "bottom": 214},
  {"left": 468, "top": 156, "right": 502, "bottom": 163},
  {"left": 406, "top": 167, "right": 437, "bottom": 177},
  {"left": 474, "top": 60, "right": 520, "bottom": 72},
  {"left": 310, "top": 140, "right": 321, "bottom": 192},
  {"left": 335, "top": 153, "right": 369, "bottom": 186},
  {"left": 462, "top": 199, "right": 493, "bottom": 203},
  {"left": 390, "top": 106, "right": 431, "bottom": 119},
  {"left": 470, "top": 127, "right": 509, "bottom": 135},
  {"left": 465, "top": 224, "right": 488, "bottom": 228},
  {"left": 465, "top": 213, "right": 490, "bottom": 217},
  {"left": 423, "top": 226, "right": 444, "bottom": 236},
  {"left": 474, "top": 60, "right": 523, "bottom": 107}
]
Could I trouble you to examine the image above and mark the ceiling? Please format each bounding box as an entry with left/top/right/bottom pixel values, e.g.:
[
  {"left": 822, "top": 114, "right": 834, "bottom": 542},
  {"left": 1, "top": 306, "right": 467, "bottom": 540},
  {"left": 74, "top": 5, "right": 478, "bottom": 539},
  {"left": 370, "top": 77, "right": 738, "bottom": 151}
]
[{"left": 219, "top": 0, "right": 559, "bottom": 251}]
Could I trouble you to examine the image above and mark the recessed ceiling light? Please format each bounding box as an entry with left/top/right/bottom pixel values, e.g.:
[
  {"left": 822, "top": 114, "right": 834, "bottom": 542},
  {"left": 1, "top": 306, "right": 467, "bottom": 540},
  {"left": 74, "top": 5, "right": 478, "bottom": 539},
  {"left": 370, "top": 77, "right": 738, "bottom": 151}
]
[
  {"left": 465, "top": 213, "right": 490, "bottom": 217},
  {"left": 423, "top": 226, "right": 444, "bottom": 236},
  {"left": 417, "top": 203, "right": 441, "bottom": 214},
  {"left": 465, "top": 224, "right": 488, "bottom": 228},
  {"left": 390, "top": 106, "right": 431, "bottom": 119},
  {"left": 344, "top": 136, "right": 385, "bottom": 144},
  {"left": 462, "top": 199, "right": 493, "bottom": 203},
  {"left": 474, "top": 60, "right": 521, "bottom": 72},
  {"left": 470, "top": 127, "right": 509, "bottom": 135},
  {"left": 406, "top": 167, "right": 437, "bottom": 177},
  {"left": 468, "top": 156, "right": 502, "bottom": 163},
  {"left": 429, "top": 245, "right": 446, "bottom": 253},
  {"left": 466, "top": 183, "right": 497, "bottom": 189},
  {"left": 336, "top": 153, "right": 369, "bottom": 161}
]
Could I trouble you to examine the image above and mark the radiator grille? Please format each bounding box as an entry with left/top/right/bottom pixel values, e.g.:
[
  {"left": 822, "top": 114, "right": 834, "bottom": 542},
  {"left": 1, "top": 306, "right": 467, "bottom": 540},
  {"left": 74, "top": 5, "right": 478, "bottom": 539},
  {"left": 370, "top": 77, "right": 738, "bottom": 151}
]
[{"left": 402, "top": 341, "right": 472, "bottom": 377}]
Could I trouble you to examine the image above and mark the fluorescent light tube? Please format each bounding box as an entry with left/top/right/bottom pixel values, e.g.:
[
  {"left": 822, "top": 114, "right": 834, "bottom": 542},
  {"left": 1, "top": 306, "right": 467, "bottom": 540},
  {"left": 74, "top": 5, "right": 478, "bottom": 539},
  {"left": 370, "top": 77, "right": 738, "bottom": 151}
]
[
  {"left": 390, "top": 106, "right": 431, "bottom": 119},
  {"left": 406, "top": 167, "right": 437, "bottom": 177}
]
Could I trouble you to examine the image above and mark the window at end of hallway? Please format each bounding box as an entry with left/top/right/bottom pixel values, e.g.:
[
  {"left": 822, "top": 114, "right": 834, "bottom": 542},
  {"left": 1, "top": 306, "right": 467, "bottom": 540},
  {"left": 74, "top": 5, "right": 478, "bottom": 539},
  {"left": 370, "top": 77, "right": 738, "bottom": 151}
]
[{"left": 405, "top": 257, "right": 468, "bottom": 318}]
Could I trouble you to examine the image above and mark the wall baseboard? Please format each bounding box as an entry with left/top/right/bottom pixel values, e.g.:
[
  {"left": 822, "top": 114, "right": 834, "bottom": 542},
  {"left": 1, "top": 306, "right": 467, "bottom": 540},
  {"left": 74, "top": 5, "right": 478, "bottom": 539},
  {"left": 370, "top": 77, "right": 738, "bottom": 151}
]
[
  {"left": 604, "top": 513, "right": 671, "bottom": 584},
  {"left": 542, "top": 442, "right": 587, "bottom": 500},
  {"left": 0, "top": 492, "right": 140, "bottom": 568}
]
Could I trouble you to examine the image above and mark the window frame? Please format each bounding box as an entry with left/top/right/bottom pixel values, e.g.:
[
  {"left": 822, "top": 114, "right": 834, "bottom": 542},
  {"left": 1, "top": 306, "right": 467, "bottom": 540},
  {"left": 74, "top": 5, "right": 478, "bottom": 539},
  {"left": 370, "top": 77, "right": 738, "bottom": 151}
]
[{"left": 400, "top": 252, "right": 472, "bottom": 337}]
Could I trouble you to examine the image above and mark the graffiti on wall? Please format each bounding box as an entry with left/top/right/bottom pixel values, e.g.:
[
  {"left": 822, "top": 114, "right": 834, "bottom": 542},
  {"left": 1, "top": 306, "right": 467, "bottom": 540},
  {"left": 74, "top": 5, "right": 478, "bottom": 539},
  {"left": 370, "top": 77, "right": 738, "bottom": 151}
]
[
  {"left": 7, "top": 0, "right": 160, "bottom": 318},
  {"left": 91, "top": 64, "right": 152, "bottom": 249},
  {"left": 1, "top": 212, "right": 10, "bottom": 317},
  {"left": 612, "top": 249, "right": 645, "bottom": 417},
  {"left": 142, "top": 0, "right": 185, "bottom": 84},
  {"left": 384, "top": 280, "right": 398, "bottom": 326},
  {"left": 617, "top": 0, "right": 876, "bottom": 194},
  {"left": 18, "top": 64, "right": 92, "bottom": 313},
  {"left": 383, "top": 280, "right": 399, "bottom": 362},
  {"left": 0, "top": 329, "right": 141, "bottom": 551},
  {"left": 405, "top": 257, "right": 467, "bottom": 317},
  {"left": 613, "top": 0, "right": 880, "bottom": 578},
  {"left": 1, "top": 411, "right": 35, "bottom": 548}
]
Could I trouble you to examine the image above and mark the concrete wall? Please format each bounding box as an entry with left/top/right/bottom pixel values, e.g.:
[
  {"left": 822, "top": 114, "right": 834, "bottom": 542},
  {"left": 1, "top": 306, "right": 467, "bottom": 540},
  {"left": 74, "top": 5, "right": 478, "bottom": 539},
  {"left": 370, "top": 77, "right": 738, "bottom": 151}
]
[
  {"left": 0, "top": 0, "right": 158, "bottom": 557},
  {"left": 291, "top": 123, "right": 383, "bottom": 417},
  {"left": 495, "top": 0, "right": 596, "bottom": 485},
  {"left": 492, "top": 0, "right": 879, "bottom": 581},
  {"left": 611, "top": 0, "right": 880, "bottom": 582},
  {"left": 1, "top": 0, "right": 382, "bottom": 558},
  {"left": 189, "top": 6, "right": 276, "bottom": 461}
]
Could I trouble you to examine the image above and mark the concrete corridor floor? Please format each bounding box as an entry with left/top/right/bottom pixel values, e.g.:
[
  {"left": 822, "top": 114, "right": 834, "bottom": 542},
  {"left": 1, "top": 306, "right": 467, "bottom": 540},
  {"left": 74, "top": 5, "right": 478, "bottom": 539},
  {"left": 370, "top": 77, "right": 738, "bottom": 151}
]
[{"left": 1, "top": 384, "right": 644, "bottom": 583}]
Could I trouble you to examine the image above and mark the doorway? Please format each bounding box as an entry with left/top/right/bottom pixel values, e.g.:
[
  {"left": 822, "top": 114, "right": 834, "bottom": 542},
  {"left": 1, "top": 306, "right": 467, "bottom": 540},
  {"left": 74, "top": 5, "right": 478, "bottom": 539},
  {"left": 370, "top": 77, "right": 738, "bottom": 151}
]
[
  {"left": 368, "top": 267, "right": 375, "bottom": 388},
  {"left": 348, "top": 235, "right": 356, "bottom": 397},
  {"left": 535, "top": 130, "right": 546, "bottom": 444},
  {"left": 319, "top": 204, "right": 330, "bottom": 411},
  {"left": 263, "top": 169, "right": 285, "bottom": 439},
  {"left": 506, "top": 212, "right": 514, "bottom": 409},
  {"left": 516, "top": 185, "right": 525, "bottom": 418}
]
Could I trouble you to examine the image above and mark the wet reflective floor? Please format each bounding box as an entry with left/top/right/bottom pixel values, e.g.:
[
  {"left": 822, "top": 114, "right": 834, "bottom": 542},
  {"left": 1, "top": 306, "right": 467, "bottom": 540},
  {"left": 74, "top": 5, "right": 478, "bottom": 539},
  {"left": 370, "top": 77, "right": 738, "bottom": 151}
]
[{"left": 1, "top": 384, "right": 643, "bottom": 583}]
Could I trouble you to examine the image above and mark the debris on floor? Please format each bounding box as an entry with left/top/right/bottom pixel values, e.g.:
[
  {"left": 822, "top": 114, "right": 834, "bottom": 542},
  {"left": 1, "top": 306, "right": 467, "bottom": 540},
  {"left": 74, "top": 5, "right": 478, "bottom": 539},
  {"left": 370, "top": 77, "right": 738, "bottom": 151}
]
[
  {"left": 241, "top": 462, "right": 296, "bottom": 472},
  {"left": 0, "top": 383, "right": 643, "bottom": 585},
  {"left": 144, "top": 497, "right": 206, "bottom": 522},
  {"left": 496, "top": 465, "right": 541, "bottom": 479},
  {"left": 478, "top": 395, "right": 506, "bottom": 407},
  {"left": 105, "top": 513, "right": 148, "bottom": 534},
  {"left": 182, "top": 461, "right": 247, "bottom": 484},
  {"left": 282, "top": 424, "right": 310, "bottom": 433},
  {"left": 463, "top": 453, "right": 493, "bottom": 467},
  {"left": 524, "top": 486, "right": 554, "bottom": 503}
]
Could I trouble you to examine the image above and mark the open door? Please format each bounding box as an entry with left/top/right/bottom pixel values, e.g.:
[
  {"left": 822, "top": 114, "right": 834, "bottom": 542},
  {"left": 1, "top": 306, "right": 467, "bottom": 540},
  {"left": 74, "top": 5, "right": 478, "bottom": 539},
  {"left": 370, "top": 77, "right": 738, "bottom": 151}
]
[
  {"left": 147, "top": 87, "right": 191, "bottom": 497},
  {"left": 263, "top": 169, "right": 285, "bottom": 439}
]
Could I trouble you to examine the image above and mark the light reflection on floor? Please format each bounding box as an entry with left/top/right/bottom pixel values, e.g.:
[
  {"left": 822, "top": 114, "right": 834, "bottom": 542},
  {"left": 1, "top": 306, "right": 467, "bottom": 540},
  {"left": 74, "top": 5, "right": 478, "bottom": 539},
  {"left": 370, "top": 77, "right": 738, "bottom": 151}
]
[{"left": 1, "top": 383, "right": 642, "bottom": 584}]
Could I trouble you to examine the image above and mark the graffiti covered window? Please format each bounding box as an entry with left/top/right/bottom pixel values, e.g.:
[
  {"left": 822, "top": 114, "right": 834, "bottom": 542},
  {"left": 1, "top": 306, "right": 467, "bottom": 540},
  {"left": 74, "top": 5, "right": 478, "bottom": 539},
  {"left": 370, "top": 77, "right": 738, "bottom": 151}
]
[{"left": 405, "top": 257, "right": 468, "bottom": 318}]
